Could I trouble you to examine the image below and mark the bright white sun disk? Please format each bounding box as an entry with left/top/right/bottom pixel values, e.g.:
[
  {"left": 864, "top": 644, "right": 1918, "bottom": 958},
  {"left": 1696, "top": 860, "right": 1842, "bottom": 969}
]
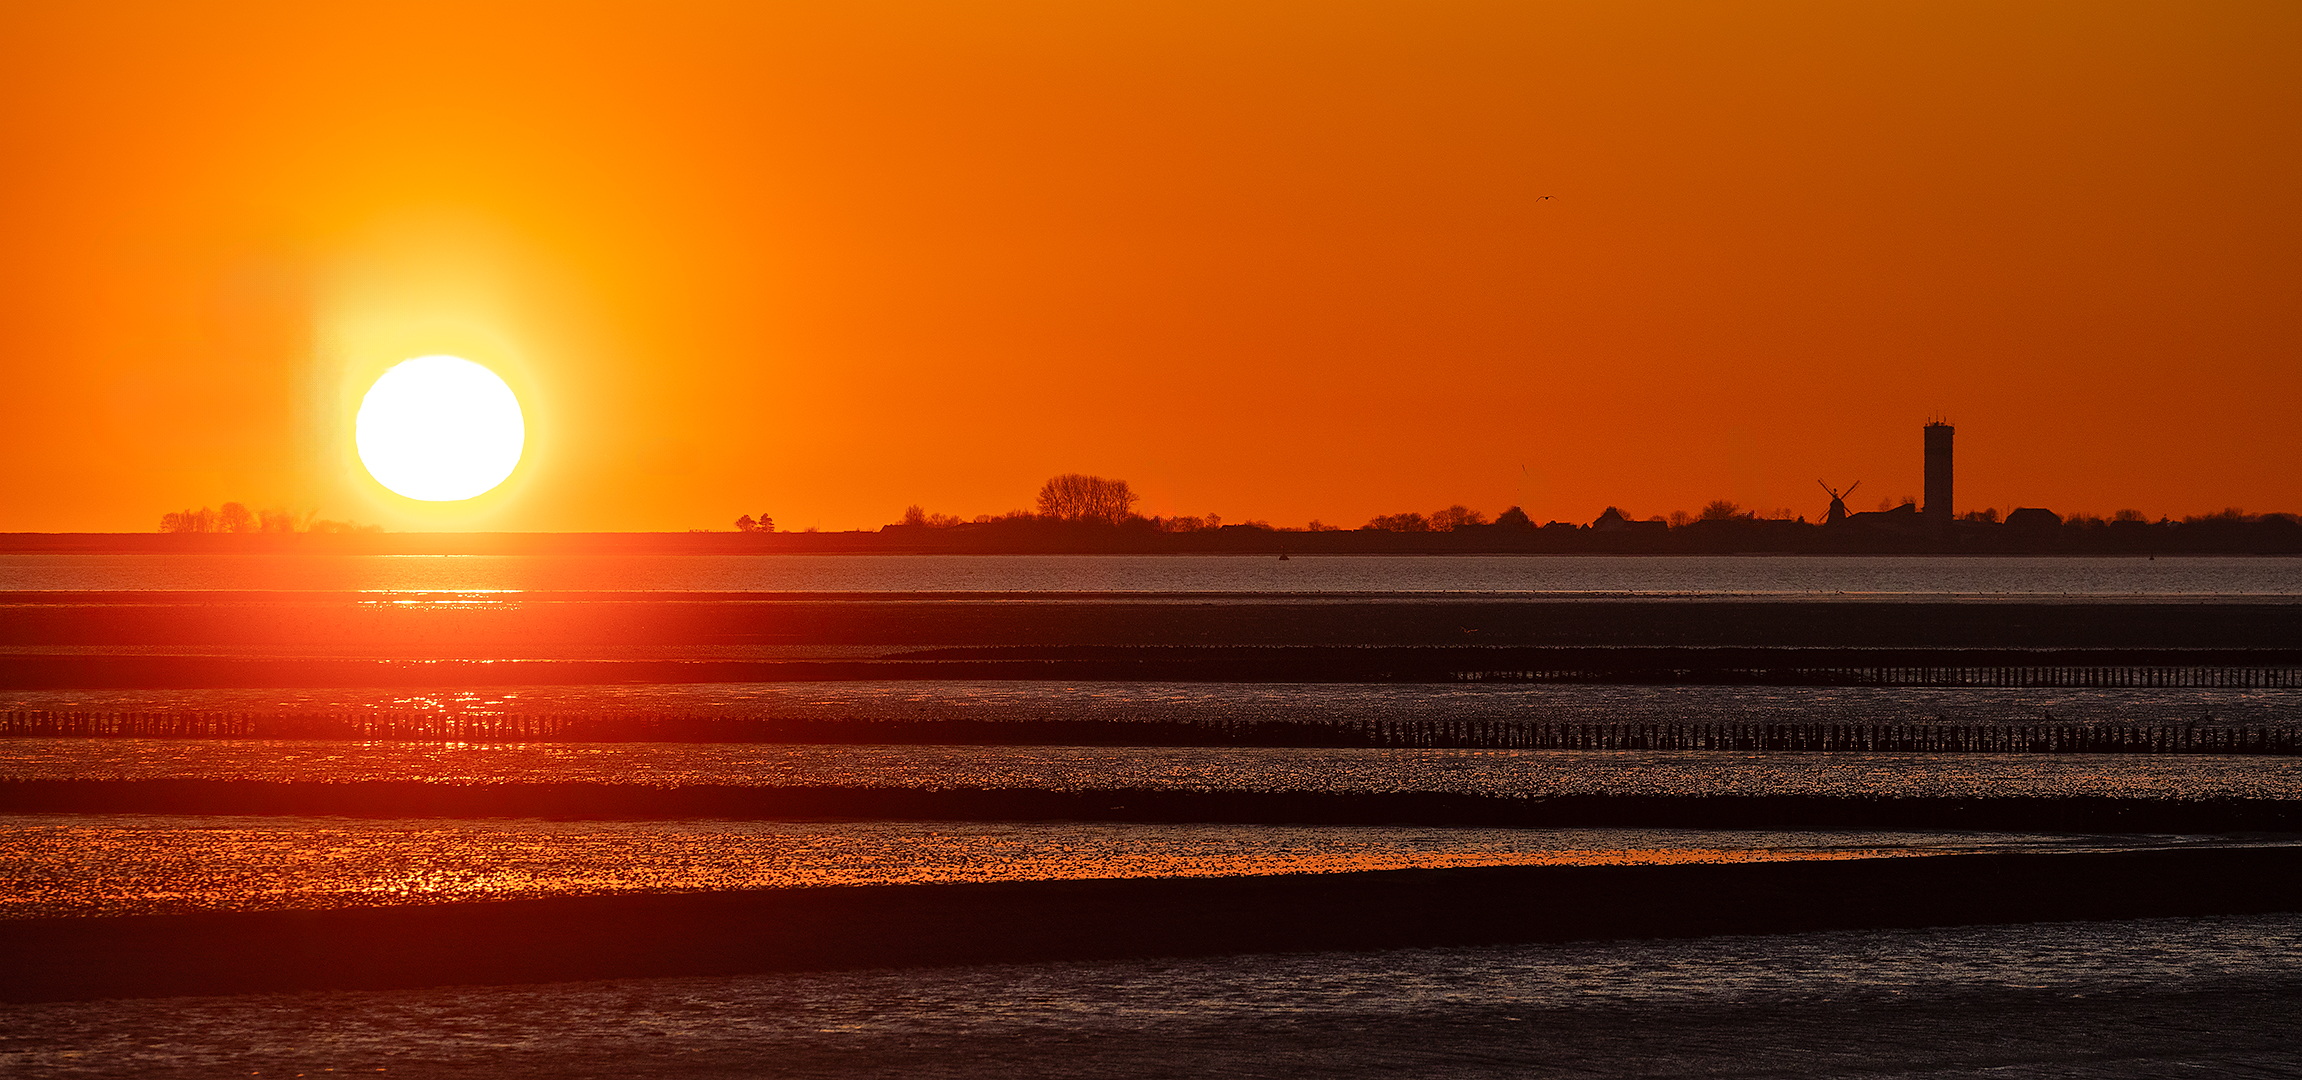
[{"left": 355, "top": 356, "right": 525, "bottom": 501}]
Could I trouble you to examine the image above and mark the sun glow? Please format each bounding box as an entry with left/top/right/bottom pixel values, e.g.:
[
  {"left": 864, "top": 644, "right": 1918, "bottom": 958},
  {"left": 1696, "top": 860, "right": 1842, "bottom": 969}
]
[{"left": 355, "top": 356, "right": 526, "bottom": 502}]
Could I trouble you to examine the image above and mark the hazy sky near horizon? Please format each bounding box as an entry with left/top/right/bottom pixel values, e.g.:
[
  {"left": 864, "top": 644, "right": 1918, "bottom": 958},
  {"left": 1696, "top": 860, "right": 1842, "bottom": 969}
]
[{"left": 0, "top": 0, "right": 2295, "bottom": 532}]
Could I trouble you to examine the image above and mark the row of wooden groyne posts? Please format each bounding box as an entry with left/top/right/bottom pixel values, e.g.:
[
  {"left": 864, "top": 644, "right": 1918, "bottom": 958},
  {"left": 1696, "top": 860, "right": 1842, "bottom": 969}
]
[
  {"left": 1452, "top": 665, "right": 2302, "bottom": 688},
  {"left": 2, "top": 709, "right": 2299, "bottom": 754}
]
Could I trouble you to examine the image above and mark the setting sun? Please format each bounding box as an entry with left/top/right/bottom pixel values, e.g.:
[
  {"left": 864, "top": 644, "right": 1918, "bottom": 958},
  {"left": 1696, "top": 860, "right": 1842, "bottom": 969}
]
[{"left": 354, "top": 355, "right": 525, "bottom": 502}]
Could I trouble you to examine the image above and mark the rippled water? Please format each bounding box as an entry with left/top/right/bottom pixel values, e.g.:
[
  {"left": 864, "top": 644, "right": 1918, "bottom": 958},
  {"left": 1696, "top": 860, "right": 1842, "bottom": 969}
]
[
  {"left": 7, "top": 914, "right": 2300, "bottom": 1078},
  {"left": 10, "top": 551, "right": 2294, "bottom": 1078},
  {"left": 3, "top": 815, "right": 2176, "bottom": 919},
  {"left": 5, "top": 553, "right": 2295, "bottom": 595},
  {"left": 11, "top": 680, "right": 2299, "bottom": 728},
  {"left": 10, "top": 738, "right": 2302, "bottom": 799}
]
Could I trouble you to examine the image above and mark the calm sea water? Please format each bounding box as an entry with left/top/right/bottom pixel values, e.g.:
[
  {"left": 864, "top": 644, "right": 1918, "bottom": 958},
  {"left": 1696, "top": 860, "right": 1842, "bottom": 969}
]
[{"left": 3, "top": 553, "right": 2296, "bottom": 595}]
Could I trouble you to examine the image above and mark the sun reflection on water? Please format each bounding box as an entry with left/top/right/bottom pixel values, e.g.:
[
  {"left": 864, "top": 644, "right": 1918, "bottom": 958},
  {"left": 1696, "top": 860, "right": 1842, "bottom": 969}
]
[{"left": 0, "top": 816, "right": 2104, "bottom": 919}]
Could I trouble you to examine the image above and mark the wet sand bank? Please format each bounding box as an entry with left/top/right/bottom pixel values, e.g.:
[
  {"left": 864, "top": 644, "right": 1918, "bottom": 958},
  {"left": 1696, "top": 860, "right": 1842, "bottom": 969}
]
[{"left": 7, "top": 846, "right": 2301, "bottom": 1002}]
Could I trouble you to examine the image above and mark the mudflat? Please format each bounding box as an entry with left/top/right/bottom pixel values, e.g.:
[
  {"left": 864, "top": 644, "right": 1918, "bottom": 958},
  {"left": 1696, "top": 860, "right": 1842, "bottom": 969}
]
[{"left": 8, "top": 846, "right": 2302, "bottom": 1002}]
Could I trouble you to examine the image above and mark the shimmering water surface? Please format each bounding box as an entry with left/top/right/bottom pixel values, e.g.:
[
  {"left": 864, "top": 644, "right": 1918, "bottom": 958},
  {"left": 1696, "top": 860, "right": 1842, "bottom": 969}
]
[
  {"left": 7, "top": 914, "right": 2300, "bottom": 1078},
  {"left": 11, "top": 550, "right": 2299, "bottom": 1074},
  {"left": 4, "top": 553, "right": 2296, "bottom": 595},
  {"left": 3, "top": 815, "right": 2186, "bottom": 919},
  {"left": 10, "top": 738, "right": 2302, "bottom": 799},
  {"left": 11, "top": 680, "right": 2301, "bottom": 728}
]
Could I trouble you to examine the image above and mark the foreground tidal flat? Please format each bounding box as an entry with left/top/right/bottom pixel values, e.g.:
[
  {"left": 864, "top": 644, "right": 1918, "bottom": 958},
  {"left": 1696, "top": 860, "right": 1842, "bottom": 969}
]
[
  {"left": 7, "top": 914, "right": 2302, "bottom": 1079},
  {"left": 4, "top": 556, "right": 2300, "bottom": 1075}
]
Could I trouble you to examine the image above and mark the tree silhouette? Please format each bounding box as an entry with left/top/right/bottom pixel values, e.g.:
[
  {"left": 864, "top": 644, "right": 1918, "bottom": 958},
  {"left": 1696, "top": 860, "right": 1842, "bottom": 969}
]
[
  {"left": 159, "top": 504, "right": 370, "bottom": 533},
  {"left": 1430, "top": 505, "right": 1487, "bottom": 531},
  {"left": 1036, "top": 474, "right": 1138, "bottom": 524},
  {"left": 1365, "top": 512, "right": 1432, "bottom": 532}
]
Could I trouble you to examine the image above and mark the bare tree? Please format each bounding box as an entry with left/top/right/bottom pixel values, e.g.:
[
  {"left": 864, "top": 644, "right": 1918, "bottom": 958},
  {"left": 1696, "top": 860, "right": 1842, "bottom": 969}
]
[
  {"left": 1036, "top": 474, "right": 1139, "bottom": 525},
  {"left": 1365, "top": 512, "right": 1431, "bottom": 533},
  {"left": 1698, "top": 500, "right": 1745, "bottom": 522},
  {"left": 1430, "top": 505, "right": 1487, "bottom": 531},
  {"left": 161, "top": 504, "right": 359, "bottom": 534}
]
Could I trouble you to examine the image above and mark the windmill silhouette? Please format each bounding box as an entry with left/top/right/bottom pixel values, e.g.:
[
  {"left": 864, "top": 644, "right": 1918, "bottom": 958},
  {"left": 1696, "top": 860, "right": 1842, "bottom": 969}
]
[{"left": 1818, "top": 480, "right": 1861, "bottom": 525}]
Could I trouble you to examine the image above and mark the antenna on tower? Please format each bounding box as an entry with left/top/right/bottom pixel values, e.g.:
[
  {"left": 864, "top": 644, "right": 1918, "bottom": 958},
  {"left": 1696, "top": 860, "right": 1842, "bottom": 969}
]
[{"left": 1818, "top": 479, "right": 1861, "bottom": 525}]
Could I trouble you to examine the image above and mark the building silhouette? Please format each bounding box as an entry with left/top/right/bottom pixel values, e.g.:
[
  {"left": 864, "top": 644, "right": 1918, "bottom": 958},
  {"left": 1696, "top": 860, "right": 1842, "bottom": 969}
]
[{"left": 1923, "top": 422, "right": 1954, "bottom": 530}]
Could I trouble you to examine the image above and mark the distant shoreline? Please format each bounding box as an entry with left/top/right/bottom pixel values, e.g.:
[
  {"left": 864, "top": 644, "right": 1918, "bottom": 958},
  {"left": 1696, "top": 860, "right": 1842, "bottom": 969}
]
[{"left": 3, "top": 531, "right": 2301, "bottom": 556}]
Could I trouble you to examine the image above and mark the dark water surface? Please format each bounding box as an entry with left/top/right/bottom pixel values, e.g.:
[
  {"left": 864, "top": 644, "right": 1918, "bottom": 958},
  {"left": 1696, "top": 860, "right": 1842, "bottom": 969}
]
[
  {"left": 12, "top": 680, "right": 2302, "bottom": 728},
  {"left": 5, "top": 552, "right": 2297, "bottom": 595},
  {"left": 5, "top": 913, "right": 2298, "bottom": 1078},
  {"left": 12, "top": 739, "right": 2302, "bottom": 799}
]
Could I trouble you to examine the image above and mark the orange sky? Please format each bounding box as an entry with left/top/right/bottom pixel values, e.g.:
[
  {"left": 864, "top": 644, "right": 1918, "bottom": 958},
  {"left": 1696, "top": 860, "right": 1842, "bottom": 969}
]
[{"left": 0, "top": 0, "right": 2296, "bottom": 532}]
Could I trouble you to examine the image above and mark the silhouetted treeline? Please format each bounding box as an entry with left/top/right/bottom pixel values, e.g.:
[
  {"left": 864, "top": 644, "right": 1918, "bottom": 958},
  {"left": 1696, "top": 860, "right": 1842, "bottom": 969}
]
[
  {"left": 865, "top": 502, "right": 2300, "bottom": 557},
  {"left": 158, "top": 503, "right": 377, "bottom": 534},
  {"left": 823, "top": 473, "right": 2288, "bottom": 553},
  {"left": 849, "top": 518, "right": 2302, "bottom": 555}
]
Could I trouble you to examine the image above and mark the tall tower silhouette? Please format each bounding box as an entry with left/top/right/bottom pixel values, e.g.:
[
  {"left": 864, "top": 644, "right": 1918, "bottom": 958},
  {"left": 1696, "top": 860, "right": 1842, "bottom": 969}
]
[{"left": 1923, "top": 422, "right": 1954, "bottom": 528}]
